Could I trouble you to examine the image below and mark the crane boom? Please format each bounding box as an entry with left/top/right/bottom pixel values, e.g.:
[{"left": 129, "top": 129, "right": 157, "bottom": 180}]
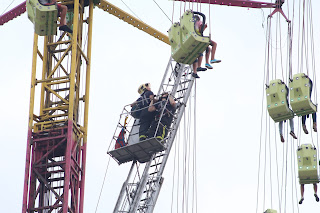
[
  {"left": 97, "top": 0, "right": 170, "bottom": 45},
  {"left": 173, "top": 0, "right": 279, "bottom": 9},
  {"left": 1, "top": 0, "right": 169, "bottom": 45},
  {"left": 0, "top": 1, "right": 26, "bottom": 25}
]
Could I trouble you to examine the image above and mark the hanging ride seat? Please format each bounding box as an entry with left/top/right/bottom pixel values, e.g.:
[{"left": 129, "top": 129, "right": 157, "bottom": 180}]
[
  {"left": 264, "top": 210, "right": 277, "bottom": 213},
  {"left": 289, "top": 73, "right": 317, "bottom": 117},
  {"left": 266, "top": 79, "right": 294, "bottom": 122},
  {"left": 168, "top": 22, "right": 190, "bottom": 63},
  {"left": 297, "top": 144, "right": 319, "bottom": 184},
  {"left": 26, "top": 0, "right": 58, "bottom": 36},
  {"left": 168, "top": 10, "right": 210, "bottom": 65}
]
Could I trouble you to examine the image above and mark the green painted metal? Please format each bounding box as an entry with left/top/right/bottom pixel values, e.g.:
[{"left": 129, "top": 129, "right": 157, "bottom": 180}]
[
  {"left": 168, "top": 22, "right": 189, "bottom": 63},
  {"left": 289, "top": 73, "right": 317, "bottom": 117},
  {"left": 168, "top": 10, "right": 210, "bottom": 65},
  {"left": 26, "top": 0, "right": 58, "bottom": 36},
  {"left": 266, "top": 79, "right": 294, "bottom": 122},
  {"left": 264, "top": 209, "right": 277, "bottom": 213},
  {"left": 297, "top": 144, "right": 319, "bottom": 184}
]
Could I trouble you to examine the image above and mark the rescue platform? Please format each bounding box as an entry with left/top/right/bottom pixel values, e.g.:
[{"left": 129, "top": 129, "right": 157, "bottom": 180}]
[{"left": 108, "top": 138, "right": 166, "bottom": 164}]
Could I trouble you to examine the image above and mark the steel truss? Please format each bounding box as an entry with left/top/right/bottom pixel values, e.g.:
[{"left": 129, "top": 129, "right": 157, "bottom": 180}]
[
  {"left": 113, "top": 58, "right": 195, "bottom": 212},
  {"left": 22, "top": 1, "right": 94, "bottom": 212}
]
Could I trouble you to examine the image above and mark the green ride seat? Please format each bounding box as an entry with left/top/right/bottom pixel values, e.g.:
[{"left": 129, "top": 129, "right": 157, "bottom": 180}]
[
  {"left": 26, "top": 0, "right": 58, "bottom": 36},
  {"left": 264, "top": 209, "right": 277, "bottom": 213},
  {"left": 168, "top": 10, "right": 210, "bottom": 65},
  {"left": 179, "top": 10, "right": 210, "bottom": 64},
  {"left": 297, "top": 144, "right": 319, "bottom": 184},
  {"left": 266, "top": 79, "right": 294, "bottom": 122},
  {"left": 168, "top": 22, "right": 189, "bottom": 63},
  {"left": 289, "top": 73, "right": 317, "bottom": 117}
]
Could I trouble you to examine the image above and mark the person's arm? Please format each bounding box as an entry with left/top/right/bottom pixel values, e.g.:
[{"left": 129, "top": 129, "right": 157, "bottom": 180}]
[
  {"left": 148, "top": 100, "right": 156, "bottom": 112},
  {"left": 169, "top": 96, "right": 176, "bottom": 108},
  {"left": 130, "top": 101, "right": 137, "bottom": 107}
]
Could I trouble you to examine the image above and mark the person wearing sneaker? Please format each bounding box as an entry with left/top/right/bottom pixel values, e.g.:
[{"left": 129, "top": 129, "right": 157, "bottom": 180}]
[
  {"left": 192, "top": 54, "right": 207, "bottom": 79},
  {"left": 39, "top": 0, "right": 73, "bottom": 33},
  {"left": 278, "top": 118, "right": 297, "bottom": 142},
  {"left": 194, "top": 14, "right": 221, "bottom": 70},
  {"left": 302, "top": 113, "right": 317, "bottom": 134},
  {"left": 299, "top": 183, "right": 319, "bottom": 204}
]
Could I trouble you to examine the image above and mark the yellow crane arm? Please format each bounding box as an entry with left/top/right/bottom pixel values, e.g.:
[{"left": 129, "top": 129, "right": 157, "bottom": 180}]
[{"left": 97, "top": 0, "right": 170, "bottom": 45}]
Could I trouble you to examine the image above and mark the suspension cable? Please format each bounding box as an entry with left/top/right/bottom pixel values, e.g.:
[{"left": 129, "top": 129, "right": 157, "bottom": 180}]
[{"left": 94, "top": 155, "right": 112, "bottom": 213}]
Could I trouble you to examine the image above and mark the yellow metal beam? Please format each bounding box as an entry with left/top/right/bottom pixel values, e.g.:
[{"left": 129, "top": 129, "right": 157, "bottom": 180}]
[{"left": 97, "top": 0, "right": 170, "bottom": 45}]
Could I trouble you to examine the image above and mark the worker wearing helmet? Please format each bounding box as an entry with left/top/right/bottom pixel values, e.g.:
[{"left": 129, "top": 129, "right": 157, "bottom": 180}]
[
  {"left": 147, "top": 92, "right": 176, "bottom": 141},
  {"left": 131, "top": 83, "right": 156, "bottom": 141}
]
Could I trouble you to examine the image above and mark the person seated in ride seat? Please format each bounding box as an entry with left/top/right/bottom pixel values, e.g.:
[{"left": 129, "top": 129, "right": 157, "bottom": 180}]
[
  {"left": 147, "top": 92, "right": 176, "bottom": 141},
  {"left": 278, "top": 83, "right": 297, "bottom": 142},
  {"left": 299, "top": 183, "right": 319, "bottom": 204},
  {"left": 192, "top": 15, "right": 220, "bottom": 78},
  {"left": 279, "top": 119, "right": 297, "bottom": 142},
  {"left": 38, "top": 0, "right": 73, "bottom": 33},
  {"left": 301, "top": 76, "right": 317, "bottom": 134}
]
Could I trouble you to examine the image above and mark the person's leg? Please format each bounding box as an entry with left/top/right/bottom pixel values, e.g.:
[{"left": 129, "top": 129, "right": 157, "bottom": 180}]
[
  {"left": 198, "top": 55, "right": 203, "bottom": 68},
  {"left": 279, "top": 121, "right": 284, "bottom": 142},
  {"left": 210, "top": 40, "right": 221, "bottom": 63},
  {"left": 312, "top": 113, "right": 317, "bottom": 132},
  {"left": 205, "top": 47, "right": 212, "bottom": 69},
  {"left": 299, "top": 184, "right": 305, "bottom": 204},
  {"left": 58, "top": 4, "right": 67, "bottom": 26},
  {"left": 139, "top": 110, "right": 154, "bottom": 140},
  {"left": 289, "top": 118, "right": 297, "bottom": 139},
  {"left": 314, "top": 184, "right": 319, "bottom": 202},
  {"left": 192, "top": 60, "right": 200, "bottom": 78},
  {"left": 57, "top": 4, "right": 73, "bottom": 33},
  {"left": 192, "top": 62, "right": 197, "bottom": 74},
  {"left": 302, "top": 115, "right": 308, "bottom": 134}
]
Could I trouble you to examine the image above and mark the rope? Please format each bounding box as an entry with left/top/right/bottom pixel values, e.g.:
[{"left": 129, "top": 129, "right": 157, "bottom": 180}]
[
  {"left": 152, "top": 0, "right": 172, "bottom": 23},
  {"left": 208, "top": 0, "right": 211, "bottom": 37},
  {"left": 172, "top": 1, "right": 175, "bottom": 24},
  {"left": 170, "top": 128, "right": 179, "bottom": 213},
  {"left": 255, "top": 30, "right": 269, "bottom": 213},
  {"left": 193, "top": 81, "right": 198, "bottom": 213},
  {"left": 0, "top": 0, "right": 16, "bottom": 16},
  {"left": 120, "top": 0, "right": 143, "bottom": 21},
  {"left": 94, "top": 155, "right": 112, "bottom": 213}
]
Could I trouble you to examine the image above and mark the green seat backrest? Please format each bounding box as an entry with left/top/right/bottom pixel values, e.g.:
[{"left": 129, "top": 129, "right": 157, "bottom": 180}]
[
  {"left": 297, "top": 144, "right": 319, "bottom": 184},
  {"left": 266, "top": 79, "right": 294, "bottom": 122},
  {"left": 289, "top": 73, "right": 317, "bottom": 116},
  {"left": 168, "top": 22, "right": 189, "bottom": 63},
  {"left": 264, "top": 209, "right": 277, "bottom": 213},
  {"left": 26, "top": 0, "right": 58, "bottom": 36},
  {"left": 168, "top": 10, "right": 210, "bottom": 65}
]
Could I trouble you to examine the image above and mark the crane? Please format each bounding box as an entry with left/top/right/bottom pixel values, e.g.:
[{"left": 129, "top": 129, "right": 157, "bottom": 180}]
[{"left": 0, "top": 0, "right": 289, "bottom": 212}]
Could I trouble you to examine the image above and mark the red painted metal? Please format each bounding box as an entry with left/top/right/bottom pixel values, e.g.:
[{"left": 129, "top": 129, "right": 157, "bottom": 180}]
[
  {"left": 174, "top": 0, "right": 278, "bottom": 9},
  {"left": 0, "top": 1, "right": 26, "bottom": 26},
  {"left": 22, "top": 124, "right": 85, "bottom": 212}
]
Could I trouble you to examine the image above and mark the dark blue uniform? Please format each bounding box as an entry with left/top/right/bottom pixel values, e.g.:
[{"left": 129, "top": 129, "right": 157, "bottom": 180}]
[
  {"left": 138, "top": 90, "right": 156, "bottom": 140},
  {"left": 147, "top": 99, "right": 176, "bottom": 140}
]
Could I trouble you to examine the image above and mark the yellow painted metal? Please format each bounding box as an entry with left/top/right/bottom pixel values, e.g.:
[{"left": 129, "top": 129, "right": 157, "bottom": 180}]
[
  {"left": 83, "top": 0, "right": 94, "bottom": 143},
  {"left": 297, "top": 144, "right": 319, "bottom": 184},
  {"left": 28, "top": 33, "right": 39, "bottom": 129},
  {"left": 97, "top": 0, "right": 170, "bottom": 45},
  {"left": 266, "top": 79, "right": 294, "bottom": 122}
]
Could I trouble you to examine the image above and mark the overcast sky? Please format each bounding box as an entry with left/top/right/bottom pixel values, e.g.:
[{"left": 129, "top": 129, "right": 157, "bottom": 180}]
[{"left": 1, "top": 0, "right": 320, "bottom": 212}]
